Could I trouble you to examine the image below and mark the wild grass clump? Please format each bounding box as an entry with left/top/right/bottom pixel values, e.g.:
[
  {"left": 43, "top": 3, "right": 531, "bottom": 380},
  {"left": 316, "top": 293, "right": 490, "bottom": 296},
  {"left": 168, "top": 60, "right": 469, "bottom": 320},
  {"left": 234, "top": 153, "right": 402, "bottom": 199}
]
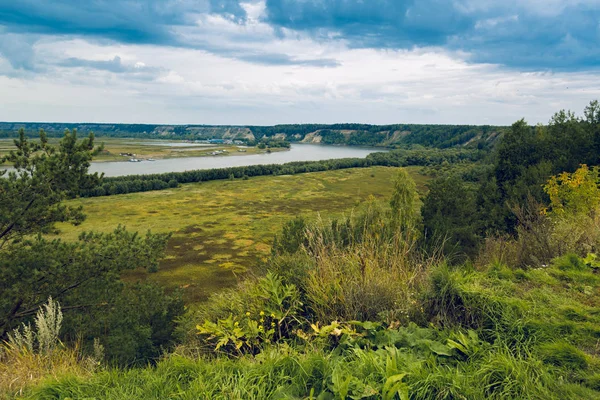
[
  {"left": 301, "top": 222, "right": 432, "bottom": 323},
  {"left": 538, "top": 341, "right": 588, "bottom": 370},
  {"left": 269, "top": 177, "right": 441, "bottom": 324},
  {"left": 420, "top": 263, "right": 523, "bottom": 335},
  {"left": 476, "top": 345, "right": 556, "bottom": 399},
  {"left": 0, "top": 298, "right": 100, "bottom": 398}
]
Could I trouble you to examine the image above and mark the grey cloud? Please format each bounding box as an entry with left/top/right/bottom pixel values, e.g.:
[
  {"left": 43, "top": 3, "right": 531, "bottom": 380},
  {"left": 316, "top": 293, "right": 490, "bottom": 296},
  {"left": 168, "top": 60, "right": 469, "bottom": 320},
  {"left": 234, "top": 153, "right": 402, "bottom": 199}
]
[{"left": 58, "top": 56, "right": 165, "bottom": 80}]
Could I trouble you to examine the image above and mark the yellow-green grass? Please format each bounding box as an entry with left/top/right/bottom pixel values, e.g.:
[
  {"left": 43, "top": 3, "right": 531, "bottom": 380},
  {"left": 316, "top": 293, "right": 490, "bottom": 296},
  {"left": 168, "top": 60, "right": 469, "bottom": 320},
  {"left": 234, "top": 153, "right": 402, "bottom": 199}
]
[
  {"left": 0, "top": 138, "right": 285, "bottom": 164},
  {"left": 55, "top": 166, "right": 429, "bottom": 304},
  {"left": 92, "top": 138, "right": 287, "bottom": 162}
]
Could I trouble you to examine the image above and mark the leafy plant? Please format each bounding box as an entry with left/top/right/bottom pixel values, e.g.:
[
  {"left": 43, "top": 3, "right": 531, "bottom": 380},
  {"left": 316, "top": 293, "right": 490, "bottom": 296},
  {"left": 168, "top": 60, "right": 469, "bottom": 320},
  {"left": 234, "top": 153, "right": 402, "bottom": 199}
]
[{"left": 196, "top": 273, "right": 302, "bottom": 355}]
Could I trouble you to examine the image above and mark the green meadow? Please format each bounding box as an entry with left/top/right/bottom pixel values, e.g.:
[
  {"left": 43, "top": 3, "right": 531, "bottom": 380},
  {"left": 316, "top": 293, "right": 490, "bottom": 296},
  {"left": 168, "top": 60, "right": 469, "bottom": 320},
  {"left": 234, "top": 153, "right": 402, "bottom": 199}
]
[{"left": 56, "top": 166, "right": 428, "bottom": 303}]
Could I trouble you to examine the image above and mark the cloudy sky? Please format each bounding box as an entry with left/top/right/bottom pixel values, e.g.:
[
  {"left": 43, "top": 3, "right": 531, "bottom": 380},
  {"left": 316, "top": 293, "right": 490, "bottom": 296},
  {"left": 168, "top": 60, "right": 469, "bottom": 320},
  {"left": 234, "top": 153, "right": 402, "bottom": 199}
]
[{"left": 0, "top": 0, "right": 599, "bottom": 125}]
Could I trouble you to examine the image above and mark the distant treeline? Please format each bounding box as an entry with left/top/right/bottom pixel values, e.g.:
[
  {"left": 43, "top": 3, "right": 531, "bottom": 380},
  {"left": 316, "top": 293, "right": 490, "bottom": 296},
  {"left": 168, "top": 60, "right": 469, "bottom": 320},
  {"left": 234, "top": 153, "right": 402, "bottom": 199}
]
[
  {"left": 0, "top": 122, "right": 505, "bottom": 149},
  {"left": 252, "top": 124, "right": 502, "bottom": 149},
  {"left": 81, "top": 147, "right": 483, "bottom": 198}
]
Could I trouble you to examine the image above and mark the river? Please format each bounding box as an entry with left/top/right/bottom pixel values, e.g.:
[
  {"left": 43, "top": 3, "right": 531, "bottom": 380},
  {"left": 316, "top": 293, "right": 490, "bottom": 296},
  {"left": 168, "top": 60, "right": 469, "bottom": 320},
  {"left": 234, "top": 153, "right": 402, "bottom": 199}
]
[{"left": 89, "top": 144, "right": 385, "bottom": 177}]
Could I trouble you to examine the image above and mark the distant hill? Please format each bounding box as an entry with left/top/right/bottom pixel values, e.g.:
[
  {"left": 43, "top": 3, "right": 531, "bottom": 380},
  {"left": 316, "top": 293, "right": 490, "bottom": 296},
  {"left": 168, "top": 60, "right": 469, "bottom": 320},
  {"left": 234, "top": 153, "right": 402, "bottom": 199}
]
[{"left": 0, "top": 122, "right": 507, "bottom": 149}]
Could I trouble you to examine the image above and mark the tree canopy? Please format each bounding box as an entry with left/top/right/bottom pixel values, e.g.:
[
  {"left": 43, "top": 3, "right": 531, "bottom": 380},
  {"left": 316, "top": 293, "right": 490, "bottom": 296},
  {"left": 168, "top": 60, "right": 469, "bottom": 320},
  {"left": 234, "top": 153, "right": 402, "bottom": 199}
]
[{"left": 0, "top": 129, "right": 182, "bottom": 366}]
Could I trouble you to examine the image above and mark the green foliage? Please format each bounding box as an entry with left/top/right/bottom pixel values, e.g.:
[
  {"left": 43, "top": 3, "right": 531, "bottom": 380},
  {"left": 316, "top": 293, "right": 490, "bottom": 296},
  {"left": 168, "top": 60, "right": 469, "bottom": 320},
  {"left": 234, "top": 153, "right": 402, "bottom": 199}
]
[
  {"left": 389, "top": 169, "right": 419, "bottom": 232},
  {"left": 79, "top": 283, "right": 184, "bottom": 367},
  {"left": 0, "top": 129, "right": 100, "bottom": 243},
  {"left": 272, "top": 216, "right": 308, "bottom": 255},
  {"left": 478, "top": 100, "right": 600, "bottom": 234},
  {"left": 0, "top": 129, "right": 184, "bottom": 367},
  {"left": 421, "top": 176, "right": 479, "bottom": 259},
  {"left": 250, "top": 138, "right": 291, "bottom": 149},
  {"left": 195, "top": 273, "right": 303, "bottom": 355}
]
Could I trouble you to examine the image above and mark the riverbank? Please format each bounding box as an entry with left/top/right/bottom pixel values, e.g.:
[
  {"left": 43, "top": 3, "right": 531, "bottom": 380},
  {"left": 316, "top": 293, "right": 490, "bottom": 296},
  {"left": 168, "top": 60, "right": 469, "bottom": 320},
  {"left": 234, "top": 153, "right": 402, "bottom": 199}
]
[
  {"left": 0, "top": 137, "right": 289, "bottom": 165},
  {"left": 93, "top": 138, "right": 289, "bottom": 162},
  {"left": 88, "top": 143, "right": 384, "bottom": 177}
]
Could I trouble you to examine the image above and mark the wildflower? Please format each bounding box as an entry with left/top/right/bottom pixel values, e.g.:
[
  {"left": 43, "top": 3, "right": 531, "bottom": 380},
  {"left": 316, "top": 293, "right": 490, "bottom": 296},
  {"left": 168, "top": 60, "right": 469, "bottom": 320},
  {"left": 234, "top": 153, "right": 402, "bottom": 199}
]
[
  {"left": 258, "top": 326, "right": 263, "bottom": 331},
  {"left": 271, "top": 322, "right": 276, "bottom": 327},
  {"left": 270, "top": 313, "right": 275, "bottom": 318},
  {"left": 245, "top": 312, "right": 250, "bottom": 317},
  {"left": 260, "top": 311, "right": 265, "bottom": 316},
  {"left": 234, "top": 321, "right": 239, "bottom": 327}
]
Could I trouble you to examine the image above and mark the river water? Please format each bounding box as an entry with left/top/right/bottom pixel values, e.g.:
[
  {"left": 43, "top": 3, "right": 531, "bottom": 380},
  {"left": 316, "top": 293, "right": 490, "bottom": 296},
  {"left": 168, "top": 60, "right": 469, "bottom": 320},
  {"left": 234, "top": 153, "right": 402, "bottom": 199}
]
[{"left": 89, "top": 144, "right": 385, "bottom": 177}]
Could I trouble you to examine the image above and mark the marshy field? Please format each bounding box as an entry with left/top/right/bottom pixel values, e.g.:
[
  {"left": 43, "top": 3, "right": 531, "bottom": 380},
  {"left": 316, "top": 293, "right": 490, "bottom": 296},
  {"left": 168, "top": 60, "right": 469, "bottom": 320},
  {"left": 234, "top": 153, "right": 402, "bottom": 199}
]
[{"left": 56, "top": 166, "right": 428, "bottom": 303}]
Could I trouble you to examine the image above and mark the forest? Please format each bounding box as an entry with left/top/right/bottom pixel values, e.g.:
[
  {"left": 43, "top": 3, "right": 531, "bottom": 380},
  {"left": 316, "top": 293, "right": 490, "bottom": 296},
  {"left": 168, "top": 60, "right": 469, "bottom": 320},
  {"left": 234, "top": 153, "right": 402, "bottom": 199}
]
[
  {"left": 0, "top": 122, "right": 504, "bottom": 149},
  {"left": 1, "top": 101, "right": 600, "bottom": 399}
]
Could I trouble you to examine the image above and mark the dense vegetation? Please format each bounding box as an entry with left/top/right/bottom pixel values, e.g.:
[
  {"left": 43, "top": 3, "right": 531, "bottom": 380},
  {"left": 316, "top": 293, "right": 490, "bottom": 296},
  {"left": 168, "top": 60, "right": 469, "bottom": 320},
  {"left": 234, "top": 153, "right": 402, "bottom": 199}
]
[
  {"left": 0, "top": 122, "right": 505, "bottom": 149},
  {"left": 0, "top": 131, "right": 184, "bottom": 369},
  {"left": 421, "top": 100, "right": 600, "bottom": 257},
  {"left": 2, "top": 101, "right": 600, "bottom": 399}
]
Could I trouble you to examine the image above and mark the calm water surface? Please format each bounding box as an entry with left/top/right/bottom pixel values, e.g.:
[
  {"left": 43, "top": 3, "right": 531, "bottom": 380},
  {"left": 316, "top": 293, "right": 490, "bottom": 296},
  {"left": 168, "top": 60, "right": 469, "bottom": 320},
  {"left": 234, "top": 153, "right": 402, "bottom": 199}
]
[{"left": 89, "top": 144, "right": 385, "bottom": 177}]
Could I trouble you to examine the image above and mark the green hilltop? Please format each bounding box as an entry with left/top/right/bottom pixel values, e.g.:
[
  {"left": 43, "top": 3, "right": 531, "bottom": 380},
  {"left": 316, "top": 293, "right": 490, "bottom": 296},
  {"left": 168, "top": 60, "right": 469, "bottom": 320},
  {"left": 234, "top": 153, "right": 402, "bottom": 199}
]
[{"left": 2, "top": 101, "right": 600, "bottom": 399}]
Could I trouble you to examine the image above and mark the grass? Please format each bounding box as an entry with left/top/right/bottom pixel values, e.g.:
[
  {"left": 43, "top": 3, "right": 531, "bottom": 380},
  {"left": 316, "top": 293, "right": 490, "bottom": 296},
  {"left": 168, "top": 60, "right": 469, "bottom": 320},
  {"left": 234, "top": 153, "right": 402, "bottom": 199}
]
[
  {"left": 55, "top": 166, "right": 428, "bottom": 303},
  {"left": 0, "top": 345, "right": 95, "bottom": 400},
  {"left": 6, "top": 168, "right": 600, "bottom": 399},
  {"left": 92, "top": 138, "right": 287, "bottom": 162},
  {"left": 0, "top": 137, "right": 284, "bottom": 164},
  {"left": 7, "top": 257, "right": 600, "bottom": 399}
]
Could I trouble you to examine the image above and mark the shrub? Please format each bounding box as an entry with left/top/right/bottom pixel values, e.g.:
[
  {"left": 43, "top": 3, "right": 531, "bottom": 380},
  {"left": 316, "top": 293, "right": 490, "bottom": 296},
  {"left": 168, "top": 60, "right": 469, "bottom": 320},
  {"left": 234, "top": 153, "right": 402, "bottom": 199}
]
[
  {"left": 195, "top": 273, "right": 303, "bottom": 355},
  {"left": 8, "top": 297, "right": 62, "bottom": 355}
]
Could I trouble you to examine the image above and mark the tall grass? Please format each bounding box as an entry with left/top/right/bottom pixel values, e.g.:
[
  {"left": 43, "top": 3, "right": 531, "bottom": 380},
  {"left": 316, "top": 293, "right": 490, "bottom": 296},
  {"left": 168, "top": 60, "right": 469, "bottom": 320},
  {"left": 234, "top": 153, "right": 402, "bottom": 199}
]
[
  {"left": 269, "top": 190, "right": 442, "bottom": 324},
  {"left": 0, "top": 298, "right": 99, "bottom": 398},
  {"left": 0, "top": 342, "right": 94, "bottom": 399},
  {"left": 26, "top": 338, "right": 600, "bottom": 400},
  {"left": 302, "top": 219, "right": 434, "bottom": 323}
]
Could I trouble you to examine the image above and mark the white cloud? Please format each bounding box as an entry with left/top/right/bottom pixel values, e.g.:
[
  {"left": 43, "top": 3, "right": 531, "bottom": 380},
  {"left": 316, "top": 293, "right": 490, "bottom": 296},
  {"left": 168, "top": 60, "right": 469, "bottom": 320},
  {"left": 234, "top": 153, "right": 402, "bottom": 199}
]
[{"left": 0, "top": 11, "right": 599, "bottom": 125}]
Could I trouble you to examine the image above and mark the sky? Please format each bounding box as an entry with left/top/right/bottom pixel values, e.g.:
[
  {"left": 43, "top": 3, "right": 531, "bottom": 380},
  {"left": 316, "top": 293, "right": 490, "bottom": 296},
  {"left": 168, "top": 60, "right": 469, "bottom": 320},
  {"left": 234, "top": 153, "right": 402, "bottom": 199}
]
[{"left": 0, "top": 0, "right": 599, "bottom": 125}]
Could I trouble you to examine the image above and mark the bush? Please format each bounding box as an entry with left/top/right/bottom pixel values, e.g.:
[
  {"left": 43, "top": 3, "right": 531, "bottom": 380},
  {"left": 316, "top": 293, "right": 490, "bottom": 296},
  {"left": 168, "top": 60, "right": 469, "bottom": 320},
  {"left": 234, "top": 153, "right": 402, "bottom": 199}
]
[
  {"left": 8, "top": 297, "right": 63, "bottom": 355},
  {"left": 194, "top": 273, "right": 303, "bottom": 356}
]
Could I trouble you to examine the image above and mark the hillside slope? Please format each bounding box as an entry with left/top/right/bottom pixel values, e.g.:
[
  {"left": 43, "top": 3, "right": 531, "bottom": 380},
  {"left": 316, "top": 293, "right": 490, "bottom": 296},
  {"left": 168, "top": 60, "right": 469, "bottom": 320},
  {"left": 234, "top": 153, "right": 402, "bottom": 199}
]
[{"left": 0, "top": 122, "right": 505, "bottom": 149}]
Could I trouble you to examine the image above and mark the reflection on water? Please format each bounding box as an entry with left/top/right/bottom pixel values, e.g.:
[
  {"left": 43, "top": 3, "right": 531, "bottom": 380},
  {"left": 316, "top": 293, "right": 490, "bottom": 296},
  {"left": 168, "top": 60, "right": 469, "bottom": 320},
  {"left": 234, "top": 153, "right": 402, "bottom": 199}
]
[{"left": 89, "top": 144, "right": 385, "bottom": 177}]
